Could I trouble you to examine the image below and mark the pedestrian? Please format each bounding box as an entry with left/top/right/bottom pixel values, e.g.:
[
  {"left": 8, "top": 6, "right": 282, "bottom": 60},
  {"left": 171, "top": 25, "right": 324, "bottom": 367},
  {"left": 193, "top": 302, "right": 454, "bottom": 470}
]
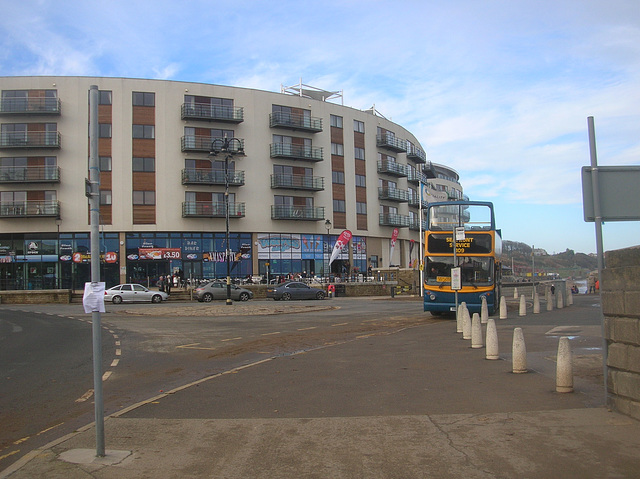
[
  {"left": 165, "top": 274, "right": 172, "bottom": 295},
  {"left": 157, "top": 275, "right": 165, "bottom": 292}
]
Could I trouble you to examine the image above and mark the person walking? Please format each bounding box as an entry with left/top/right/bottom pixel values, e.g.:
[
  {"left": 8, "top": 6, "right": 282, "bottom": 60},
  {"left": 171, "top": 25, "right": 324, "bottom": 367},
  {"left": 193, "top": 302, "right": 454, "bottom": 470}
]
[
  {"left": 157, "top": 275, "right": 165, "bottom": 292},
  {"left": 165, "top": 273, "right": 172, "bottom": 295}
]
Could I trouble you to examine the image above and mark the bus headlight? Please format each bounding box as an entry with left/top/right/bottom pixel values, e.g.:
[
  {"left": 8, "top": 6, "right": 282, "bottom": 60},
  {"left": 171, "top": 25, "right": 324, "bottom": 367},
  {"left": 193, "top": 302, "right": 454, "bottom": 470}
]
[{"left": 429, "top": 294, "right": 437, "bottom": 301}]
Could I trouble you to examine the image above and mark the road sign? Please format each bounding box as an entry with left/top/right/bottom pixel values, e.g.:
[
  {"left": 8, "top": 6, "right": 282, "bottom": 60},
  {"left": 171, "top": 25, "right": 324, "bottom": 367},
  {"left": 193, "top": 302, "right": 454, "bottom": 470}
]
[
  {"left": 582, "top": 166, "right": 640, "bottom": 221},
  {"left": 451, "top": 267, "right": 461, "bottom": 290},
  {"left": 455, "top": 226, "right": 465, "bottom": 241}
]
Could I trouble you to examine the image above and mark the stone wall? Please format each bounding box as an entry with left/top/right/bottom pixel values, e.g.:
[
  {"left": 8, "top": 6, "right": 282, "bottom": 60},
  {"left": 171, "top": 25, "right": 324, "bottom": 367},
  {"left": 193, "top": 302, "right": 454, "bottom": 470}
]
[
  {"left": 0, "top": 289, "right": 73, "bottom": 304},
  {"left": 602, "top": 246, "right": 640, "bottom": 420}
]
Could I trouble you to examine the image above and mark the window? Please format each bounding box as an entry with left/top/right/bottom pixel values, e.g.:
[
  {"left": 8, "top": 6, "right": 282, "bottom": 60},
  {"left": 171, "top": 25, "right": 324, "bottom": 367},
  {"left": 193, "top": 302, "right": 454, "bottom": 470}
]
[
  {"left": 330, "top": 115, "right": 343, "bottom": 128},
  {"left": 133, "top": 157, "right": 155, "bottom": 172},
  {"left": 132, "top": 92, "right": 155, "bottom": 106},
  {"left": 133, "top": 125, "right": 154, "bottom": 139},
  {"left": 100, "top": 190, "right": 112, "bottom": 205},
  {"left": 354, "top": 120, "right": 365, "bottom": 133},
  {"left": 99, "top": 124, "right": 112, "bottom": 138},
  {"left": 355, "top": 174, "right": 366, "bottom": 187},
  {"left": 331, "top": 143, "right": 344, "bottom": 156},
  {"left": 133, "top": 191, "right": 155, "bottom": 205},
  {"left": 356, "top": 202, "right": 367, "bottom": 215},
  {"left": 99, "top": 156, "right": 112, "bottom": 172},
  {"left": 333, "top": 199, "right": 346, "bottom": 212},
  {"left": 332, "top": 171, "right": 345, "bottom": 184},
  {"left": 354, "top": 147, "right": 365, "bottom": 160},
  {"left": 99, "top": 91, "right": 112, "bottom": 105}
]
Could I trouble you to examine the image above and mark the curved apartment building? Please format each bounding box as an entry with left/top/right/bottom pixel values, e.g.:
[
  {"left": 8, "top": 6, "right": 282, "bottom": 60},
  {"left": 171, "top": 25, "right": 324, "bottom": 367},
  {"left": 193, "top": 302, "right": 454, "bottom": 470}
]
[{"left": 0, "top": 76, "right": 464, "bottom": 289}]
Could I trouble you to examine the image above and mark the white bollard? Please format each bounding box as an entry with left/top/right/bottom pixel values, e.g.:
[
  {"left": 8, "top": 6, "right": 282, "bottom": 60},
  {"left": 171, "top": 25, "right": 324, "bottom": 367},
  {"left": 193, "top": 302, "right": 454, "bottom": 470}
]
[
  {"left": 486, "top": 318, "right": 499, "bottom": 360},
  {"left": 481, "top": 296, "right": 488, "bottom": 324},
  {"left": 519, "top": 294, "right": 526, "bottom": 317},
  {"left": 567, "top": 290, "right": 573, "bottom": 306},
  {"left": 546, "top": 293, "right": 553, "bottom": 311},
  {"left": 471, "top": 313, "right": 483, "bottom": 348},
  {"left": 499, "top": 296, "right": 507, "bottom": 319},
  {"left": 513, "top": 287, "right": 519, "bottom": 299},
  {"left": 462, "top": 306, "right": 472, "bottom": 340},
  {"left": 533, "top": 292, "right": 540, "bottom": 314},
  {"left": 557, "top": 291, "right": 564, "bottom": 309},
  {"left": 556, "top": 336, "right": 573, "bottom": 393},
  {"left": 457, "top": 302, "right": 466, "bottom": 333},
  {"left": 512, "top": 327, "right": 527, "bottom": 373}
]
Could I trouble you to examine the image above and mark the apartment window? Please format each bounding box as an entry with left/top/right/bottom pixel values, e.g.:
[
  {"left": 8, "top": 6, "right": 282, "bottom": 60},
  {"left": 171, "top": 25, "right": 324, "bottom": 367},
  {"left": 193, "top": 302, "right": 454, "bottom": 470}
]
[
  {"left": 356, "top": 202, "right": 367, "bottom": 214},
  {"left": 99, "top": 91, "right": 112, "bottom": 105},
  {"left": 99, "top": 156, "right": 112, "bottom": 172},
  {"left": 354, "top": 120, "right": 365, "bottom": 133},
  {"left": 332, "top": 171, "right": 345, "bottom": 184},
  {"left": 132, "top": 92, "right": 155, "bottom": 106},
  {"left": 133, "top": 125, "right": 154, "bottom": 139},
  {"left": 333, "top": 199, "right": 346, "bottom": 212},
  {"left": 100, "top": 190, "right": 112, "bottom": 206},
  {"left": 331, "top": 143, "right": 344, "bottom": 156},
  {"left": 354, "top": 147, "right": 365, "bottom": 160},
  {"left": 133, "top": 157, "right": 155, "bottom": 172},
  {"left": 330, "top": 115, "right": 343, "bottom": 128},
  {"left": 99, "top": 124, "right": 112, "bottom": 138},
  {"left": 355, "top": 174, "right": 366, "bottom": 187},
  {"left": 133, "top": 191, "right": 155, "bottom": 205}
]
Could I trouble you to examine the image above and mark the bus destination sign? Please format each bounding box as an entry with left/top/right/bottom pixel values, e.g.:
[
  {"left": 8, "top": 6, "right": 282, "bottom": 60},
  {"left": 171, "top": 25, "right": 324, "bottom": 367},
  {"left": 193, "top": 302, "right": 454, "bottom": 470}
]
[{"left": 427, "top": 233, "right": 492, "bottom": 254}]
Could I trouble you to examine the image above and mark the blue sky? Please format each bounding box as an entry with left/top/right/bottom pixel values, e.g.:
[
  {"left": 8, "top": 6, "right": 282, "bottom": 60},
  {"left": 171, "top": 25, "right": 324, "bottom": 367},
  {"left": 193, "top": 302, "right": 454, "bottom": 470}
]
[{"left": 2, "top": 0, "right": 639, "bottom": 254}]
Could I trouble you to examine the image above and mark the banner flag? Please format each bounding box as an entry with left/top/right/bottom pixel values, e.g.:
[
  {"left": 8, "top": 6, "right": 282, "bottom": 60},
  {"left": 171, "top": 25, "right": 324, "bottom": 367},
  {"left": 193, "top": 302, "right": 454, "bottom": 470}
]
[
  {"left": 329, "top": 230, "right": 352, "bottom": 265},
  {"left": 389, "top": 228, "right": 399, "bottom": 265}
]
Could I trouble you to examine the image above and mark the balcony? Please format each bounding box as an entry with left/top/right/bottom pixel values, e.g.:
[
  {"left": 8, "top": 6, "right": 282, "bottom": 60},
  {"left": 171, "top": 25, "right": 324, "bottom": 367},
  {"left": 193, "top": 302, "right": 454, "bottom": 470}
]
[
  {"left": 407, "top": 167, "right": 426, "bottom": 185},
  {"left": 270, "top": 143, "right": 323, "bottom": 162},
  {"left": 181, "top": 168, "right": 245, "bottom": 186},
  {"left": 376, "top": 134, "right": 407, "bottom": 153},
  {"left": 379, "top": 213, "right": 410, "bottom": 228},
  {"left": 406, "top": 145, "right": 426, "bottom": 163},
  {"left": 271, "top": 174, "right": 324, "bottom": 191},
  {"left": 0, "top": 132, "right": 61, "bottom": 149},
  {"left": 378, "top": 187, "right": 409, "bottom": 203},
  {"left": 423, "top": 161, "right": 437, "bottom": 179},
  {"left": 377, "top": 159, "right": 407, "bottom": 177},
  {"left": 408, "top": 191, "right": 428, "bottom": 208},
  {"left": 181, "top": 136, "right": 245, "bottom": 153},
  {"left": 269, "top": 111, "right": 322, "bottom": 133},
  {"left": 0, "top": 98, "right": 61, "bottom": 115},
  {"left": 0, "top": 166, "right": 60, "bottom": 183},
  {"left": 0, "top": 200, "right": 60, "bottom": 218},
  {"left": 181, "top": 103, "right": 243, "bottom": 123},
  {"left": 271, "top": 205, "right": 325, "bottom": 221},
  {"left": 409, "top": 218, "right": 429, "bottom": 231},
  {"left": 182, "top": 201, "right": 245, "bottom": 218}
]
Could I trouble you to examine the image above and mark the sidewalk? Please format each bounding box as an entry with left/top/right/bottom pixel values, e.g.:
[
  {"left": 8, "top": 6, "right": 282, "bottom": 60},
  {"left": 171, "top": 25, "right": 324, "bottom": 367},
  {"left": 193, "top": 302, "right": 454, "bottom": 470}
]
[{"left": 3, "top": 295, "right": 640, "bottom": 478}]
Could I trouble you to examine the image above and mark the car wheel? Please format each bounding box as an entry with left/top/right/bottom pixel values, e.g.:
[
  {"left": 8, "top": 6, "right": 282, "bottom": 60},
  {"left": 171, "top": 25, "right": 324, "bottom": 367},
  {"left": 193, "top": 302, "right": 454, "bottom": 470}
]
[
  {"left": 203, "top": 293, "right": 213, "bottom": 303},
  {"left": 112, "top": 295, "right": 122, "bottom": 304},
  {"left": 315, "top": 291, "right": 325, "bottom": 300},
  {"left": 281, "top": 292, "right": 291, "bottom": 301},
  {"left": 239, "top": 292, "right": 250, "bottom": 301},
  {"left": 151, "top": 294, "right": 163, "bottom": 303}
]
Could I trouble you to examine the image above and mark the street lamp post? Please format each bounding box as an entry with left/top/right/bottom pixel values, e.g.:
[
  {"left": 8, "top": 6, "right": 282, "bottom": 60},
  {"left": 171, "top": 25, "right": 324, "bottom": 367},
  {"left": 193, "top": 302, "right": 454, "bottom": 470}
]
[
  {"left": 324, "top": 219, "right": 331, "bottom": 283},
  {"left": 210, "top": 137, "right": 244, "bottom": 306}
]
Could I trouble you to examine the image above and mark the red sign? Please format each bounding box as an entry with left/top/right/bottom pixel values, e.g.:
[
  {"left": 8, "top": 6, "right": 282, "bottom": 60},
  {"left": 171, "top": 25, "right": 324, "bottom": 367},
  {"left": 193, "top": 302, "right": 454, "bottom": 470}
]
[
  {"left": 105, "top": 252, "right": 118, "bottom": 263},
  {"left": 139, "top": 248, "right": 182, "bottom": 260}
]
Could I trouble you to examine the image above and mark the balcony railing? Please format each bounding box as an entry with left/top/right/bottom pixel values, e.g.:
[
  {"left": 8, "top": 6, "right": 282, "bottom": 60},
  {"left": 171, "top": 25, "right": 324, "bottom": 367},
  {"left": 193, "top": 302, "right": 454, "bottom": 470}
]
[
  {"left": 271, "top": 205, "right": 325, "bottom": 221},
  {"left": 271, "top": 174, "right": 324, "bottom": 191},
  {"left": 269, "top": 111, "right": 322, "bottom": 132},
  {"left": 378, "top": 187, "right": 409, "bottom": 202},
  {"left": 423, "top": 161, "right": 437, "bottom": 179},
  {"left": 181, "top": 136, "right": 245, "bottom": 153},
  {"left": 406, "top": 145, "right": 426, "bottom": 163},
  {"left": 0, "top": 200, "right": 60, "bottom": 218},
  {"left": 181, "top": 168, "right": 245, "bottom": 186},
  {"left": 0, "top": 132, "right": 61, "bottom": 149},
  {"left": 0, "top": 98, "right": 61, "bottom": 115},
  {"left": 377, "top": 159, "right": 407, "bottom": 177},
  {"left": 270, "top": 143, "right": 323, "bottom": 162},
  {"left": 182, "top": 201, "right": 245, "bottom": 218},
  {"left": 409, "top": 219, "right": 429, "bottom": 231},
  {"left": 181, "top": 103, "right": 244, "bottom": 123},
  {"left": 379, "top": 213, "right": 410, "bottom": 228},
  {"left": 376, "top": 134, "right": 407, "bottom": 153},
  {"left": 0, "top": 166, "right": 60, "bottom": 183},
  {"left": 406, "top": 167, "right": 427, "bottom": 184}
]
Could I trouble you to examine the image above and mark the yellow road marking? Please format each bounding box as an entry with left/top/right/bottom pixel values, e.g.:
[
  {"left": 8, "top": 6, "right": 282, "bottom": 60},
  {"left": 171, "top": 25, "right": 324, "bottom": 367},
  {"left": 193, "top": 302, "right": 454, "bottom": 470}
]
[
  {"left": 176, "top": 343, "right": 217, "bottom": 350},
  {"left": 261, "top": 331, "right": 281, "bottom": 336},
  {"left": 332, "top": 322, "right": 348, "bottom": 327},
  {"left": 0, "top": 450, "right": 19, "bottom": 461},
  {"left": 298, "top": 327, "right": 317, "bottom": 331},
  {"left": 221, "top": 337, "right": 242, "bottom": 342}
]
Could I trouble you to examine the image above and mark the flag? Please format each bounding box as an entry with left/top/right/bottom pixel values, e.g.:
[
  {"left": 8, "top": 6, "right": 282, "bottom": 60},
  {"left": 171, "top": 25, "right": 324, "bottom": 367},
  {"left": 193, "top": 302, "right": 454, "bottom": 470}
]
[
  {"left": 389, "top": 228, "right": 399, "bottom": 265},
  {"left": 329, "top": 230, "right": 352, "bottom": 265}
]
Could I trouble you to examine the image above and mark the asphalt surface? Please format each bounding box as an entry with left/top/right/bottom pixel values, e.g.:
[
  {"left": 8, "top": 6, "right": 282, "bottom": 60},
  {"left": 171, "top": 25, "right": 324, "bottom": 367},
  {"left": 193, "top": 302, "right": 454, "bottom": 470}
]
[{"left": 3, "top": 294, "right": 640, "bottom": 478}]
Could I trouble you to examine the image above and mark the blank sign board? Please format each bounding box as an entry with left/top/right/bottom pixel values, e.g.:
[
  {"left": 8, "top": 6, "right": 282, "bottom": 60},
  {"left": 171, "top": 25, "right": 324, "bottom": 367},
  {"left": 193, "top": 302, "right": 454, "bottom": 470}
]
[{"left": 582, "top": 166, "right": 640, "bottom": 222}]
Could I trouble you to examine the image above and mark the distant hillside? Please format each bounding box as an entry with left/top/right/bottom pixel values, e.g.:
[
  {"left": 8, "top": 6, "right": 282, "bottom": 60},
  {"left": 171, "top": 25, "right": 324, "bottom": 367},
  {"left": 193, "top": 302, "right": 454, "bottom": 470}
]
[{"left": 502, "top": 240, "right": 597, "bottom": 280}]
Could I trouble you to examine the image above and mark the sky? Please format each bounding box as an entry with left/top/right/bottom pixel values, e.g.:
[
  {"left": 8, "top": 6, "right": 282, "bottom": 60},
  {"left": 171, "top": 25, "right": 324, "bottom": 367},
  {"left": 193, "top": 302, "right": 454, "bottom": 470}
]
[{"left": 1, "top": 0, "right": 639, "bottom": 255}]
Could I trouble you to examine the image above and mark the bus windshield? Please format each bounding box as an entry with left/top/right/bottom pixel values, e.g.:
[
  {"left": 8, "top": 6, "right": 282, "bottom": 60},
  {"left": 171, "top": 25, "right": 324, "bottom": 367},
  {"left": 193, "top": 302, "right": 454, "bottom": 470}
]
[
  {"left": 425, "top": 256, "right": 494, "bottom": 285},
  {"left": 428, "top": 203, "right": 493, "bottom": 231}
]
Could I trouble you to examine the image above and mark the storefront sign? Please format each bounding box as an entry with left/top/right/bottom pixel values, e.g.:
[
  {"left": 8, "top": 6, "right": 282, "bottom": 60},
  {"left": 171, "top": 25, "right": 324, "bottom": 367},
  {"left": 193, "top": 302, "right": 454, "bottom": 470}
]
[{"left": 138, "top": 248, "right": 182, "bottom": 260}]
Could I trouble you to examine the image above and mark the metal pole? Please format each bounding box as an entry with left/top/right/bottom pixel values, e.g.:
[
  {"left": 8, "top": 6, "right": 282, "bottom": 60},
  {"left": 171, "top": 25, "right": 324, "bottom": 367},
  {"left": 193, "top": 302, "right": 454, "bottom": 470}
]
[
  {"left": 89, "top": 85, "right": 105, "bottom": 457},
  {"left": 225, "top": 153, "right": 232, "bottom": 305},
  {"left": 419, "top": 181, "right": 424, "bottom": 297},
  {"left": 532, "top": 244, "right": 536, "bottom": 299}
]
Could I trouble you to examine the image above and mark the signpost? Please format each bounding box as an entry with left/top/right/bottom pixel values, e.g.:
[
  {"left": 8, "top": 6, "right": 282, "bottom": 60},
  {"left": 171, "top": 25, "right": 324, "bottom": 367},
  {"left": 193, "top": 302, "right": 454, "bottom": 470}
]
[{"left": 452, "top": 226, "right": 465, "bottom": 311}]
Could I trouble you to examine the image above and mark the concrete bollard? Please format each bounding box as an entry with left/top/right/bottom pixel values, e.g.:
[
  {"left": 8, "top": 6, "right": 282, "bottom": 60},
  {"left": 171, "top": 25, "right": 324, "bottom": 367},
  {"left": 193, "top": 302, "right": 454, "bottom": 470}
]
[
  {"left": 567, "top": 290, "right": 573, "bottom": 306},
  {"left": 499, "top": 296, "right": 507, "bottom": 319},
  {"left": 556, "top": 336, "right": 573, "bottom": 393},
  {"left": 456, "top": 302, "right": 466, "bottom": 333},
  {"left": 471, "top": 313, "right": 483, "bottom": 348},
  {"left": 546, "top": 293, "right": 553, "bottom": 311},
  {"left": 462, "top": 306, "right": 472, "bottom": 340},
  {"left": 512, "top": 327, "right": 527, "bottom": 373},
  {"left": 557, "top": 291, "right": 564, "bottom": 309},
  {"left": 486, "top": 318, "right": 499, "bottom": 360},
  {"left": 481, "top": 296, "right": 488, "bottom": 324},
  {"left": 513, "top": 287, "right": 518, "bottom": 299},
  {"left": 533, "top": 292, "right": 540, "bottom": 314},
  {"left": 519, "top": 294, "right": 526, "bottom": 316}
]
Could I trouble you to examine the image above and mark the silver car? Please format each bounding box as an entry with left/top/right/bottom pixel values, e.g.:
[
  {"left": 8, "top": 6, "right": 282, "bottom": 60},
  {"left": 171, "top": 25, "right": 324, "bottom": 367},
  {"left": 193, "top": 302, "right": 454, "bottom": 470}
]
[
  {"left": 104, "top": 284, "right": 169, "bottom": 304},
  {"left": 194, "top": 281, "right": 254, "bottom": 302}
]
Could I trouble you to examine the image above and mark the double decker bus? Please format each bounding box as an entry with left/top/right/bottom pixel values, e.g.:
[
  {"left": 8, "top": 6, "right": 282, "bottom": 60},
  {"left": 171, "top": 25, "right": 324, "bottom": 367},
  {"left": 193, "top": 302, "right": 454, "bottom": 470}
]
[{"left": 423, "top": 201, "right": 502, "bottom": 315}]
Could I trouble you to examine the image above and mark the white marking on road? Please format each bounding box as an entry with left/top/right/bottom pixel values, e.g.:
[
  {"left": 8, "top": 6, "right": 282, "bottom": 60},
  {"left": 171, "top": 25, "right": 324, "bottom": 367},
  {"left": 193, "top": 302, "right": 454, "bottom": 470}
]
[
  {"left": 102, "top": 371, "right": 112, "bottom": 381},
  {"left": 75, "top": 389, "right": 94, "bottom": 403},
  {"left": 298, "top": 326, "right": 317, "bottom": 331},
  {"left": 111, "top": 359, "right": 120, "bottom": 367},
  {"left": 331, "top": 322, "right": 348, "bottom": 327},
  {"left": 261, "top": 331, "right": 281, "bottom": 336},
  {"left": 221, "top": 337, "right": 242, "bottom": 342},
  {"left": 176, "top": 343, "right": 217, "bottom": 351},
  {"left": 115, "top": 349, "right": 121, "bottom": 356}
]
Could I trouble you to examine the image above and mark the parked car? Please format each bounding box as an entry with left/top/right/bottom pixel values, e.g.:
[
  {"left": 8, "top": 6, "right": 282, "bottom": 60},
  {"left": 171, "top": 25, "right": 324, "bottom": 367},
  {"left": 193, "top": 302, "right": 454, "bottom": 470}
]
[
  {"left": 266, "top": 281, "right": 325, "bottom": 301},
  {"left": 194, "top": 281, "right": 254, "bottom": 302},
  {"left": 104, "top": 284, "right": 169, "bottom": 304}
]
